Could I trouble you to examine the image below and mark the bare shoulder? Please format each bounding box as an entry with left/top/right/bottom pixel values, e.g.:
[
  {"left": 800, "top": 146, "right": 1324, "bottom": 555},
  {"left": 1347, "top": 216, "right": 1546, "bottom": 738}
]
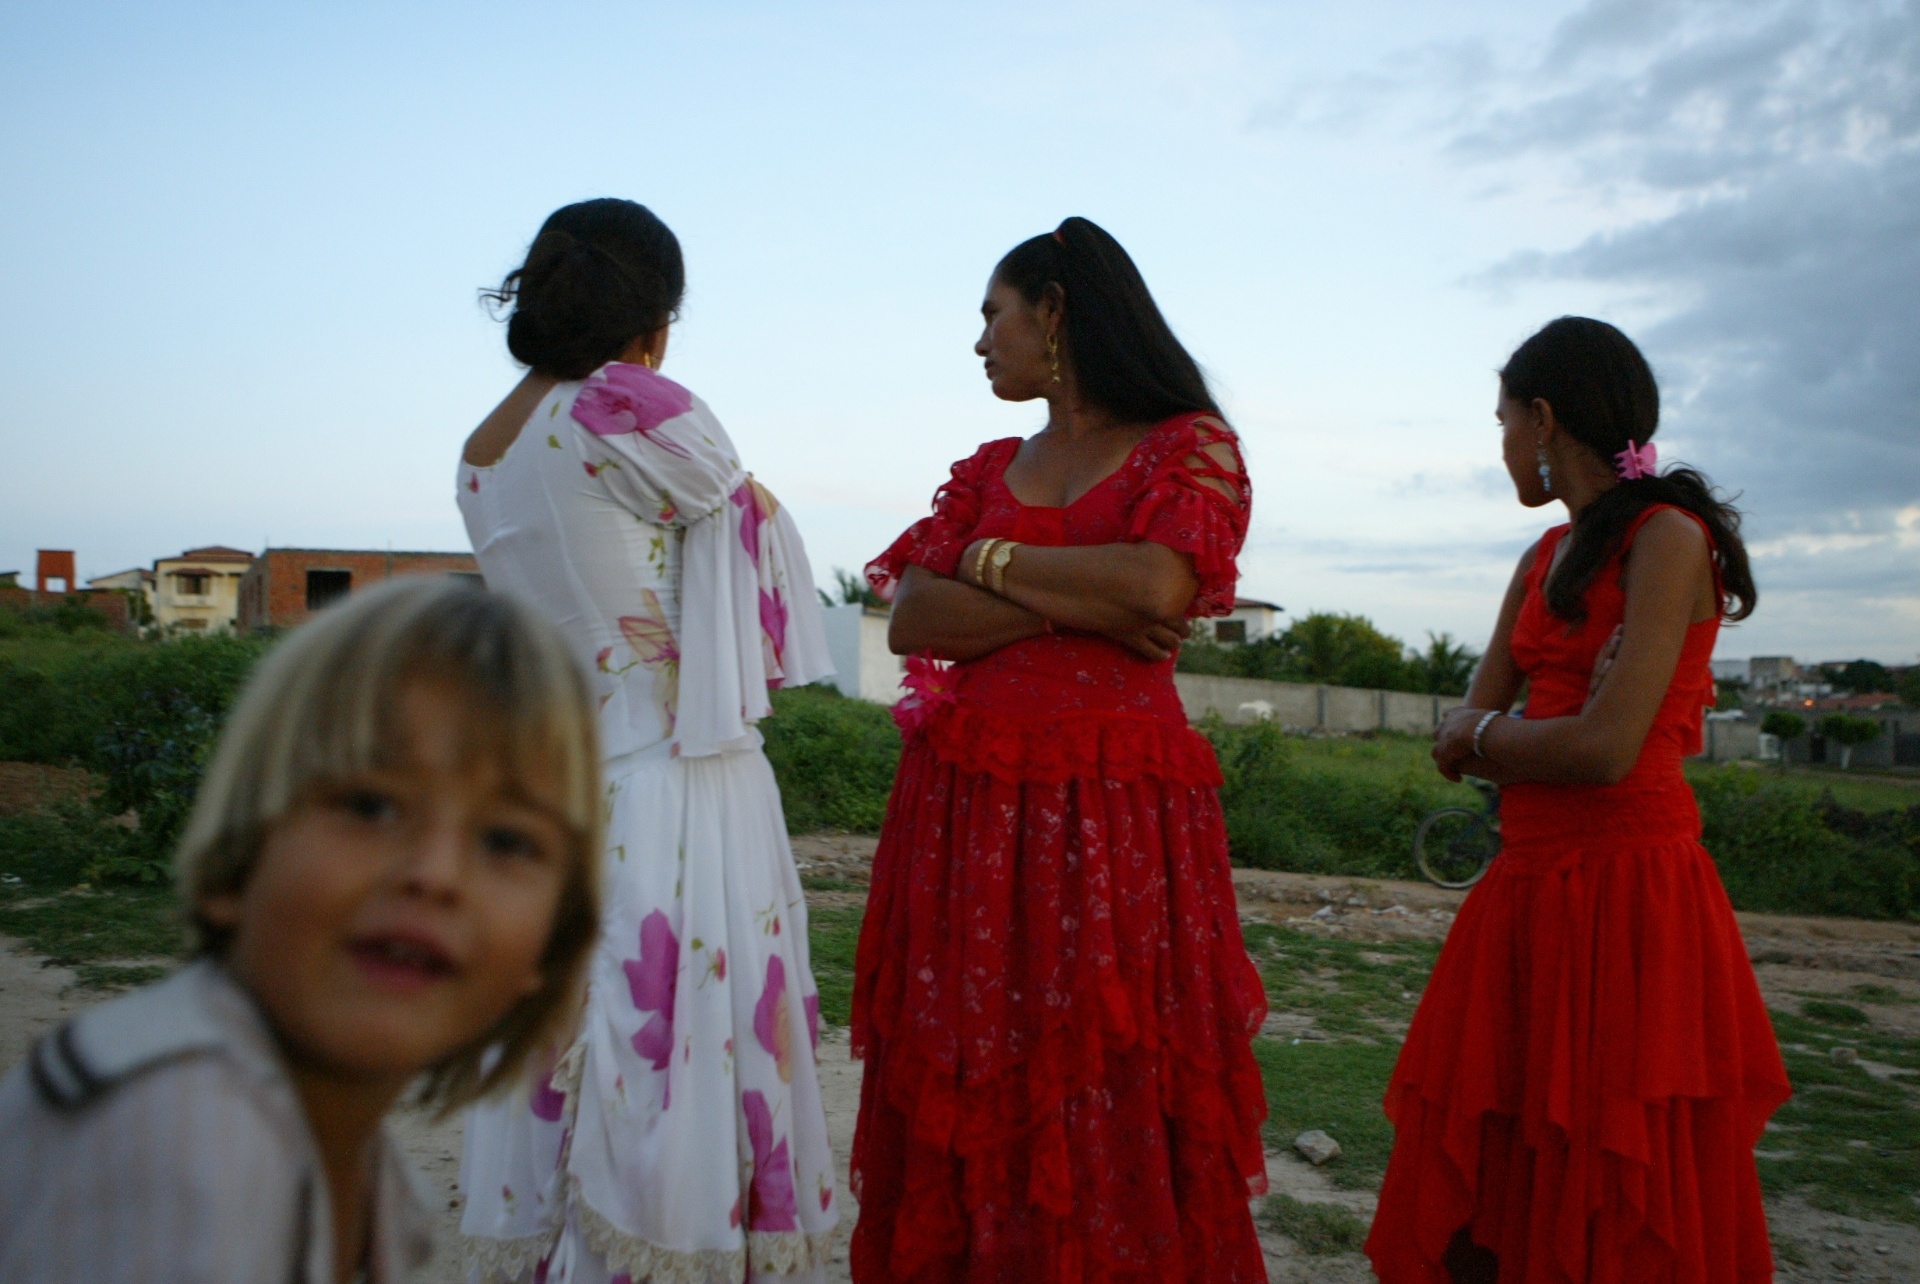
[{"left": 1624, "top": 506, "right": 1712, "bottom": 577}]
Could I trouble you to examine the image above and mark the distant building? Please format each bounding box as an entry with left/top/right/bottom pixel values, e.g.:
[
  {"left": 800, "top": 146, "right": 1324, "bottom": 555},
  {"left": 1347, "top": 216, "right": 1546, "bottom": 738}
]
[
  {"left": 151, "top": 546, "right": 256, "bottom": 634},
  {"left": 238, "top": 548, "right": 480, "bottom": 631},
  {"left": 1748, "top": 656, "right": 1797, "bottom": 689},
  {"left": 87, "top": 567, "right": 154, "bottom": 627},
  {"left": 36, "top": 550, "right": 77, "bottom": 595},
  {"left": 0, "top": 550, "right": 134, "bottom": 631},
  {"left": 1709, "top": 658, "right": 1750, "bottom": 684},
  {"left": 1211, "top": 597, "right": 1284, "bottom": 646}
]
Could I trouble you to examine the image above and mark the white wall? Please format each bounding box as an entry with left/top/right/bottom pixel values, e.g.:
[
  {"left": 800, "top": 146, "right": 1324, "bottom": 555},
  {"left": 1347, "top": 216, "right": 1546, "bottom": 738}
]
[{"left": 822, "top": 603, "right": 906, "bottom": 704}]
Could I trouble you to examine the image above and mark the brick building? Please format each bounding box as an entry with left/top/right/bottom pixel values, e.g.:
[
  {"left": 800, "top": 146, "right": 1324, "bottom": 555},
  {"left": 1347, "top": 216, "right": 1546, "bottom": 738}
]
[
  {"left": 0, "top": 549, "right": 134, "bottom": 631},
  {"left": 238, "top": 548, "right": 480, "bottom": 630}
]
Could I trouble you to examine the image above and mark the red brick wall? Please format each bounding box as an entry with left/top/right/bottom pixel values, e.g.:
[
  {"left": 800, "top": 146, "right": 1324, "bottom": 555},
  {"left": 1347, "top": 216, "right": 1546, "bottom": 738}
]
[
  {"left": 0, "top": 586, "right": 133, "bottom": 631},
  {"left": 237, "top": 549, "right": 480, "bottom": 630}
]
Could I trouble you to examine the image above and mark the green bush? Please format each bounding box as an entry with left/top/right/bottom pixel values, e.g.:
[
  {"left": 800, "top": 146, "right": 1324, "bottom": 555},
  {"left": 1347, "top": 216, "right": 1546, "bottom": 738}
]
[
  {"left": 1693, "top": 766, "right": 1920, "bottom": 920},
  {"left": 0, "top": 633, "right": 270, "bottom": 876},
  {"left": 761, "top": 684, "right": 901, "bottom": 833},
  {"left": 1177, "top": 614, "right": 1478, "bottom": 696},
  {"left": 1205, "top": 719, "right": 1480, "bottom": 877}
]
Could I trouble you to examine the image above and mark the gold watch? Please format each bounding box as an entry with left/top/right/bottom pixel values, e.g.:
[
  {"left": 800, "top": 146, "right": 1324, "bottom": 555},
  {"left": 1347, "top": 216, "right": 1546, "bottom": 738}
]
[{"left": 988, "top": 539, "right": 1019, "bottom": 596}]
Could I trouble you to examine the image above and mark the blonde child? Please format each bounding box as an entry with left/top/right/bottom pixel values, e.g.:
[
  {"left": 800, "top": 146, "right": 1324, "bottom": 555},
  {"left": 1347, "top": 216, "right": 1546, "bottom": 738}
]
[{"left": 0, "top": 577, "right": 604, "bottom": 1284}]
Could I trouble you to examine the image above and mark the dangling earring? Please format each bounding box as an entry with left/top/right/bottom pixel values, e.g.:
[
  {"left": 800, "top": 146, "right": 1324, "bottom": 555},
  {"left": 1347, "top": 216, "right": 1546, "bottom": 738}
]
[
  {"left": 641, "top": 350, "right": 659, "bottom": 370},
  {"left": 1537, "top": 445, "right": 1553, "bottom": 494},
  {"left": 1046, "top": 332, "right": 1062, "bottom": 384}
]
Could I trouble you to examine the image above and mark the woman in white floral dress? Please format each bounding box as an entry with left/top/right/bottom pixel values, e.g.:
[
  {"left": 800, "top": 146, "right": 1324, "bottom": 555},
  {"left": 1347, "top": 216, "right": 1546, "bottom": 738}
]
[{"left": 455, "top": 199, "right": 839, "bottom": 1284}]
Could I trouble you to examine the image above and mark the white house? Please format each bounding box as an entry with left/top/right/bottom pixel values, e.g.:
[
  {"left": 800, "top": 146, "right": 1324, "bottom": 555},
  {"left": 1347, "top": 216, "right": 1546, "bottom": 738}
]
[
  {"left": 150, "top": 546, "right": 255, "bottom": 634},
  {"left": 1209, "top": 597, "right": 1283, "bottom": 646}
]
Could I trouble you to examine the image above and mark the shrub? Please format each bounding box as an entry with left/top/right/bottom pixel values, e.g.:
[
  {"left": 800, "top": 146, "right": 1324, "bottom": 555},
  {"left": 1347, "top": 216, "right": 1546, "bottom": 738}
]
[
  {"left": 761, "top": 684, "right": 901, "bottom": 833},
  {"left": 1761, "top": 710, "right": 1806, "bottom": 743},
  {"left": 1204, "top": 719, "right": 1476, "bottom": 877},
  {"left": 0, "top": 633, "right": 270, "bottom": 875},
  {"left": 1693, "top": 767, "right": 1920, "bottom": 920}
]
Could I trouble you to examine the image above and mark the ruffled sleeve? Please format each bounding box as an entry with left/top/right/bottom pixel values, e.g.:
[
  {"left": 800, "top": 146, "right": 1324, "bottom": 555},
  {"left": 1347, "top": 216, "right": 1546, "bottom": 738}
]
[
  {"left": 863, "top": 441, "right": 1009, "bottom": 601},
  {"left": 1124, "top": 414, "right": 1250, "bottom": 617}
]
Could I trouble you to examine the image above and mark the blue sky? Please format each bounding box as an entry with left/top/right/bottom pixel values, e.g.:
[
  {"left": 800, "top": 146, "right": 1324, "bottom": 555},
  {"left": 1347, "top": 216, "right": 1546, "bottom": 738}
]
[{"left": 3, "top": 0, "right": 1914, "bottom": 665}]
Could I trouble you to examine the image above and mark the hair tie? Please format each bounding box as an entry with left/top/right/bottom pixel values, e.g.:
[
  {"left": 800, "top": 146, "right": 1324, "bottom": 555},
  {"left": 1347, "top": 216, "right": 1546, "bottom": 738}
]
[
  {"left": 1614, "top": 440, "right": 1657, "bottom": 480},
  {"left": 1051, "top": 229, "right": 1065, "bottom": 245}
]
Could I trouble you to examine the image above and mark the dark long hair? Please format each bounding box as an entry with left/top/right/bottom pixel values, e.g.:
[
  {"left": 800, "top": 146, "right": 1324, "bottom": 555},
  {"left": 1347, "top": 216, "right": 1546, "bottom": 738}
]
[
  {"left": 1502, "top": 316, "right": 1755, "bottom": 623},
  {"left": 483, "top": 199, "right": 685, "bottom": 380},
  {"left": 994, "top": 217, "right": 1219, "bottom": 424}
]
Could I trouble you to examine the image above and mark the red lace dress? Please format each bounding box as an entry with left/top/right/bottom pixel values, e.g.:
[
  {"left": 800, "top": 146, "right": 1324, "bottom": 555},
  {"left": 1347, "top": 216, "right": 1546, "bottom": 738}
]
[
  {"left": 1366, "top": 506, "right": 1791, "bottom": 1284},
  {"left": 851, "top": 413, "right": 1270, "bottom": 1284}
]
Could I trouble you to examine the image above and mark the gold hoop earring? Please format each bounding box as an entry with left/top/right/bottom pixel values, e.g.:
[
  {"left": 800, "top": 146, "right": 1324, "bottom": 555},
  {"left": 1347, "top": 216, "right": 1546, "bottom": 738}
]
[{"left": 1046, "top": 332, "right": 1061, "bottom": 384}]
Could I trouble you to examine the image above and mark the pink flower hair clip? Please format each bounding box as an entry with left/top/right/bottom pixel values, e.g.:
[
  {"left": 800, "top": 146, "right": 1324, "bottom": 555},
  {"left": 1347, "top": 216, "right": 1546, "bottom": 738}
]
[{"left": 1614, "top": 439, "right": 1658, "bottom": 480}]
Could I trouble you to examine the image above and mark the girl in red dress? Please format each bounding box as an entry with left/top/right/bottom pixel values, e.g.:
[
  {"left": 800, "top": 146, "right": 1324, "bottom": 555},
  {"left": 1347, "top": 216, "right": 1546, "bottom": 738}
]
[
  {"left": 1366, "top": 317, "right": 1791, "bottom": 1284},
  {"left": 851, "top": 217, "right": 1269, "bottom": 1283}
]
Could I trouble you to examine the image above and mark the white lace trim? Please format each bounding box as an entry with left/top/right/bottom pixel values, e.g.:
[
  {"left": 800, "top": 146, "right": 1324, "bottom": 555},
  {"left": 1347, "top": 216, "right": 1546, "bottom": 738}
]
[
  {"left": 461, "top": 1230, "right": 557, "bottom": 1284},
  {"left": 573, "top": 1178, "right": 836, "bottom": 1284}
]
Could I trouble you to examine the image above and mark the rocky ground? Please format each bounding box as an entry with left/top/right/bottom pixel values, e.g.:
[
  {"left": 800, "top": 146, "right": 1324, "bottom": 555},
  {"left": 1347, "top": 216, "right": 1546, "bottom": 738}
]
[{"left": 2, "top": 831, "right": 1917, "bottom": 1281}]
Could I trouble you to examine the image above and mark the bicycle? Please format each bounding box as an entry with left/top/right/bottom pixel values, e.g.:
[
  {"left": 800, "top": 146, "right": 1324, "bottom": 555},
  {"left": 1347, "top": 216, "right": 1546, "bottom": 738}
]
[{"left": 1413, "top": 778, "right": 1502, "bottom": 889}]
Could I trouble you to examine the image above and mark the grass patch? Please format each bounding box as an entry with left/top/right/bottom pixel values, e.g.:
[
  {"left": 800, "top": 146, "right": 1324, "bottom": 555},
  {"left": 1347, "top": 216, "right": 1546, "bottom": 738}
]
[
  {"left": 1849, "top": 983, "right": 1913, "bottom": 1005},
  {"left": 806, "top": 904, "right": 864, "bottom": 1029},
  {"left": 1243, "top": 924, "right": 1441, "bottom": 1189},
  {"left": 1801, "top": 999, "right": 1871, "bottom": 1027},
  {"left": 1760, "top": 1010, "right": 1920, "bottom": 1226},
  {"left": 1259, "top": 1194, "right": 1369, "bottom": 1254},
  {"left": 1251, "top": 1037, "right": 1402, "bottom": 1189},
  {"left": 762, "top": 685, "right": 900, "bottom": 834},
  {"left": 0, "top": 884, "right": 183, "bottom": 989}
]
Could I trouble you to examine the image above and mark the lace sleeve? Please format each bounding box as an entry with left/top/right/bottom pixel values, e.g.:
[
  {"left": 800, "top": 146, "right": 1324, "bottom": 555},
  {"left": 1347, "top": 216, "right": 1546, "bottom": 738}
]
[
  {"left": 1125, "top": 414, "right": 1250, "bottom": 617},
  {"left": 863, "top": 443, "right": 1000, "bottom": 601}
]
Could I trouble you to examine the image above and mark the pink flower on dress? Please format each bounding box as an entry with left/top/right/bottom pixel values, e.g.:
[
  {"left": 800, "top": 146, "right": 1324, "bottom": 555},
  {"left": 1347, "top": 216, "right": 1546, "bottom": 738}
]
[
  {"left": 759, "top": 588, "right": 788, "bottom": 671},
  {"left": 467, "top": 473, "right": 479, "bottom": 493},
  {"left": 572, "top": 363, "right": 694, "bottom": 457},
  {"left": 891, "top": 653, "right": 956, "bottom": 736},
  {"left": 804, "top": 993, "right": 821, "bottom": 1050},
  {"left": 754, "top": 954, "right": 794, "bottom": 1083},
  {"left": 732, "top": 480, "right": 770, "bottom": 566},
  {"left": 742, "top": 1090, "right": 799, "bottom": 1232},
  {"left": 529, "top": 1064, "right": 566, "bottom": 1122},
  {"left": 622, "top": 911, "right": 679, "bottom": 1084}
]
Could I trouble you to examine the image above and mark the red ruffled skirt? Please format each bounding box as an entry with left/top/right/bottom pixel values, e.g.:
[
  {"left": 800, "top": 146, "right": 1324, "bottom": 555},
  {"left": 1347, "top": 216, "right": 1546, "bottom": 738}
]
[
  {"left": 849, "top": 724, "right": 1270, "bottom": 1283},
  {"left": 1365, "top": 784, "right": 1791, "bottom": 1284}
]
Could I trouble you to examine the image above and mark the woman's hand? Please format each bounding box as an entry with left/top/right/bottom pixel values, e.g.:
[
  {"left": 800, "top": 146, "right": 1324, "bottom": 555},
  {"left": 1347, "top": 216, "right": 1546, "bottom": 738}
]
[
  {"left": 1585, "top": 624, "right": 1624, "bottom": 712},
  {"left": 1434, "top": 707, "right": 1492, "bottom": 782},
  {"left": 1104, "top": 615, "right": 1192, "bottom": 662}
]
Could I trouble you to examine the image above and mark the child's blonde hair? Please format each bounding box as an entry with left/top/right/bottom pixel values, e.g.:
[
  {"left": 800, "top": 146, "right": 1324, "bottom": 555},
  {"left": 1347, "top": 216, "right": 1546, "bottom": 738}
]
[{"left": 175, "top": 576, "right": 603, "bottom": 1110}]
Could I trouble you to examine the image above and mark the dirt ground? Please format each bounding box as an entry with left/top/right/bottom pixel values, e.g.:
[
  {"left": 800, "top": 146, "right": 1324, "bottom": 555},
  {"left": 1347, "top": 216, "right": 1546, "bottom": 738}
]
[{"left": 4, "top": 833, "right": 1918, "bottom": 1281}]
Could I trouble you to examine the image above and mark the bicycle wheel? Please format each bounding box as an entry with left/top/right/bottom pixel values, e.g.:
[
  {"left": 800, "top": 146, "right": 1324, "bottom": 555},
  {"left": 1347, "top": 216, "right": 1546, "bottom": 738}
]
[{"left": 1414, "top": 807, "right": 1499, "bottom": 889}]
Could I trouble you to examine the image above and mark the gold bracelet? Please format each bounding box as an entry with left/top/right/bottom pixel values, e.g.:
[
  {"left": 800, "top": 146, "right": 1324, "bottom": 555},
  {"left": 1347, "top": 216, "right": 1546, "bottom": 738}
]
[
  {"left": 988, "top": 539, "right": 1019, "bottom": 596},
  {"left": 972, "top": 538, "right": 999, "bottom": 588}
]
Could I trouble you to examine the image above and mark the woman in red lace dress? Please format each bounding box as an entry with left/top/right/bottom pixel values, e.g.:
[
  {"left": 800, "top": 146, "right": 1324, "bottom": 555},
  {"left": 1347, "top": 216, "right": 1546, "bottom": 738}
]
[
  {"left": 850, "top": 218, "right": 1268, "bottom": 1283},
  {"left": 1365, "top": 317, "right": 1790, "bottom": 1284}
]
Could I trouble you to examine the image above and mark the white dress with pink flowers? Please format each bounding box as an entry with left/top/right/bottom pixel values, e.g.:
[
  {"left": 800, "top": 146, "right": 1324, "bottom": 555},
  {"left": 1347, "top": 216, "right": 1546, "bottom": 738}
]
[{"left": 454, "top": 362, "right": 838, "bottom": 1284}]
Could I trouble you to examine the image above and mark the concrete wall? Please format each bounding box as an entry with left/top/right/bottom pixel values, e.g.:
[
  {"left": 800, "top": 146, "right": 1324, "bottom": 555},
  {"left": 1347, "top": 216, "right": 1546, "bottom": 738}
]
[
  {"left": 1700, "top": 718, "right": 1762, "bottom": 763},
  {"left": 1173, "top": 673, "right": 1465, "bottom": 733}
]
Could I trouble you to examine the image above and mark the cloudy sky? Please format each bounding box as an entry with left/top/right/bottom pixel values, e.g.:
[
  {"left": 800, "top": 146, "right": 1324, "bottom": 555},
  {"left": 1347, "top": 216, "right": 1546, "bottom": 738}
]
[{"left": 2, "top": 0, "right": 1914, "bottom": 664}]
